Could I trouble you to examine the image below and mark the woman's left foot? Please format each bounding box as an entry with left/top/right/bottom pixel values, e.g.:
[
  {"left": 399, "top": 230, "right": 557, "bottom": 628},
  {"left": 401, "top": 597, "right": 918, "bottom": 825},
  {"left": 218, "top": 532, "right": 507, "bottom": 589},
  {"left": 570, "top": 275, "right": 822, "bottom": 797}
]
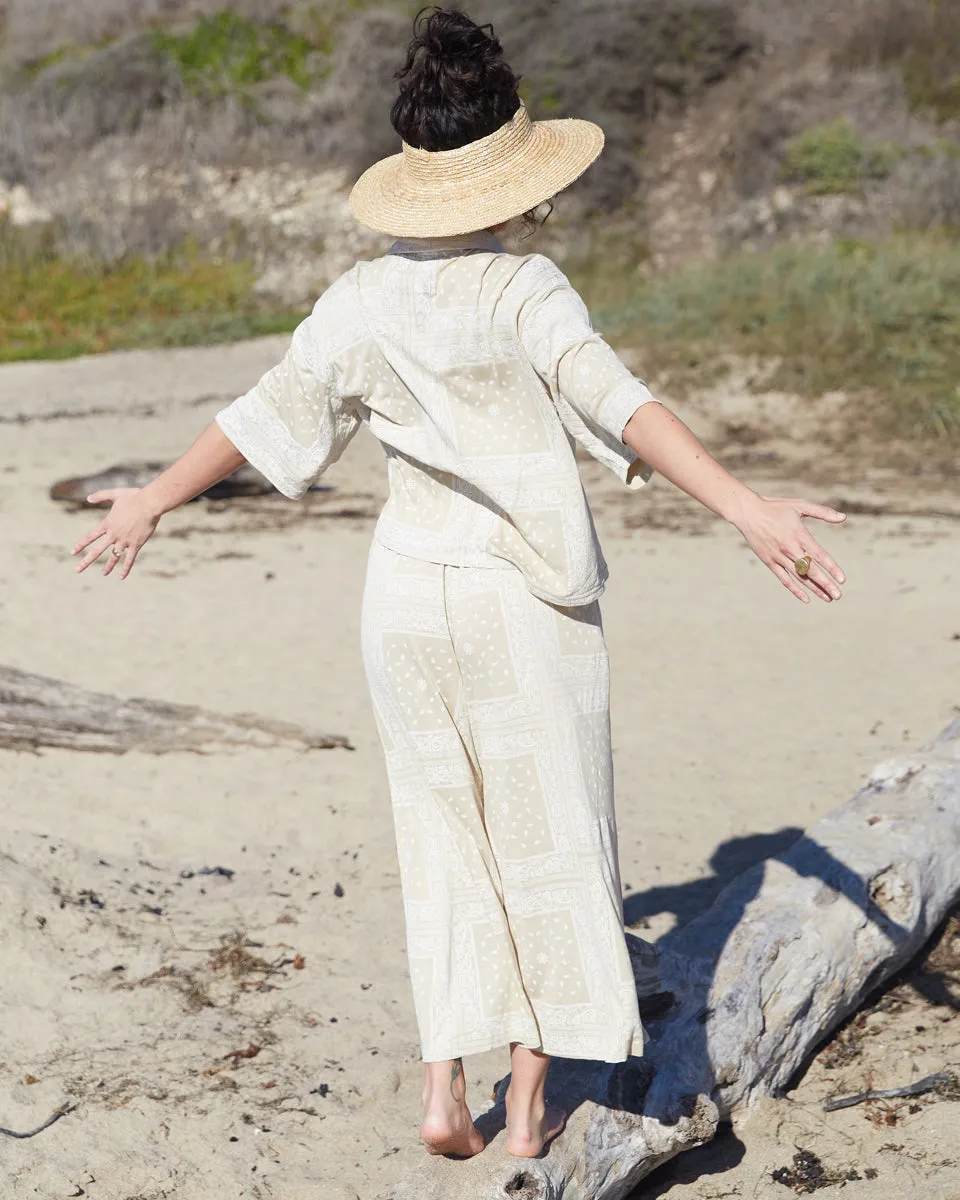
[
  {"left": 420, "top": 1111, "right": 485, "bottom": 1157},
  {"left": 420, "top": 1059, "right": 485, "bottom": 1158}
]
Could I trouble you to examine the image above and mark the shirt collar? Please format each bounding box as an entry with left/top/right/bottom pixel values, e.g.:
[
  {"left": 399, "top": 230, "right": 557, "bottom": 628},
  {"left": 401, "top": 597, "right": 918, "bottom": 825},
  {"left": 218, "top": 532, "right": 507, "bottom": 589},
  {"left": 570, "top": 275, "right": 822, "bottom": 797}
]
[{"left": 387, "top": 230, "right": 504, "bottom": 258}]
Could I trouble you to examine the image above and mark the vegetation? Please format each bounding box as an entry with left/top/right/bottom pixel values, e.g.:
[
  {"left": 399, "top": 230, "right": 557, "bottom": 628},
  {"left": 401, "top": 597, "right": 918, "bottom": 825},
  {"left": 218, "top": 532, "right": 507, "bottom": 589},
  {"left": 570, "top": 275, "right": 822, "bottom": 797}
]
[
  {"left": 0, "top": 242, "right": 303, "bottom": 362},
  {"left": 5, "top": 226, "right": 958, "bottom": 447},
  {"left": 779, "top": 119, "right": 901, "bottom": 194},
  {"left": 1, "top": 0, "right": 956, "bottom": 452},
  {"left": 150, "top": 11, "right": 331, "bottom": 96},
  {"left": 836, "top": 0, "right": 960, "bottom": 124},
  {"left": 591, "top": 234, "right": 960, "bottom": 441}
]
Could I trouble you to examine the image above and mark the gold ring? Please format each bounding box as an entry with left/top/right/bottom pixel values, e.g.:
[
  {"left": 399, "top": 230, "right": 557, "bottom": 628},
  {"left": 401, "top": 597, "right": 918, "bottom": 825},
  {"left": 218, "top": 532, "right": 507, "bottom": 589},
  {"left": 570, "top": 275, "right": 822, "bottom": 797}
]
[
  {"left": 794, "top": 554, "right": 812, "bottom": 577},
  {"left": 110, "top": 545, "right": 123, "bottom": 557}
]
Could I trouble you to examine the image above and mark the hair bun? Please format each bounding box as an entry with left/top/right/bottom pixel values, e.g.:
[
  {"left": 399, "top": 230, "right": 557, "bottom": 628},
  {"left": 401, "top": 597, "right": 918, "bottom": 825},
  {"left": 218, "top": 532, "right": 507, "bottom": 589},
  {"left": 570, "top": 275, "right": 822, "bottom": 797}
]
[
  {"left": 417, "top": 8, "right": 504, "bottom": 65},
  {"left": 391, "top": 7, "right": 522, "bottom": 151}
]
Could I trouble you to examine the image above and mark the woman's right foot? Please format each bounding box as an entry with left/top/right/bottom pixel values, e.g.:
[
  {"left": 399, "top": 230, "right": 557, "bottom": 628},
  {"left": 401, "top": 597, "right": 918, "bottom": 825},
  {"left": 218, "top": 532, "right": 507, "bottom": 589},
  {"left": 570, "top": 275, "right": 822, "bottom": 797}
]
[{"left": 504, "top": 1101, "right": 567, "bottom": 1158}]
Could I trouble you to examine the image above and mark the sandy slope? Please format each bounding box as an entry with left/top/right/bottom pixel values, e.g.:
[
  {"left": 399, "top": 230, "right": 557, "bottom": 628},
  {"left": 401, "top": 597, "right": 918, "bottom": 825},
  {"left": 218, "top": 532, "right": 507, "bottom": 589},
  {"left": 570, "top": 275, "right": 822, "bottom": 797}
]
[{"left": 0, "top": 340, "right": 957, "bottom": 1199}]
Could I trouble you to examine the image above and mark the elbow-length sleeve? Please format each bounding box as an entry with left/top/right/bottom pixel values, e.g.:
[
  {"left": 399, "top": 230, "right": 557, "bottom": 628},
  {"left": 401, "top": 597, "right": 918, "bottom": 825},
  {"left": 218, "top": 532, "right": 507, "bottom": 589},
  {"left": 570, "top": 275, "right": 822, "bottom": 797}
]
[
  {"left": 513, "top": 255, "right": 657, "bottom": 489},
  {"left": 214, "top": 295, "right": 361, "bottom": 500}
]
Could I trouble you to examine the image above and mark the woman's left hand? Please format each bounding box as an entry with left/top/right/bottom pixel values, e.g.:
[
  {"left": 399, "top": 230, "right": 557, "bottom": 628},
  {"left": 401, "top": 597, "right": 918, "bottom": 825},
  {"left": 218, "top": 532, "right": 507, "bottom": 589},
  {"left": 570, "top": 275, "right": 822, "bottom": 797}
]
[
  {"left": 72, "top": 488, "right": 162, "bottom": 580},
  {"left": 731, "top": 494, "right": 847, "bottom": 604}
]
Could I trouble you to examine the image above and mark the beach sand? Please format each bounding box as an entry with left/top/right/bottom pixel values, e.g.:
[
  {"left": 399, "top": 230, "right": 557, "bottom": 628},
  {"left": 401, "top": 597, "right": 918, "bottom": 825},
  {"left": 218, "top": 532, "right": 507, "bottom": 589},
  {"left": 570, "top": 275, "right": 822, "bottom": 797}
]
[{"left": 1, "top": 340, "right": 957, "bottom": 1198}]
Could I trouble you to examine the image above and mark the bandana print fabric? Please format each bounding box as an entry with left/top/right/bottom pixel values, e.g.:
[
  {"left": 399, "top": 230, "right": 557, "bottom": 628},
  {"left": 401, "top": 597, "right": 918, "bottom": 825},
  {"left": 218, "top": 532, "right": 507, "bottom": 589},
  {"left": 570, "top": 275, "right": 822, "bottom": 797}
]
[
  {"left": 360, "top": 541, "right": 646, "bottom": 1063},
  {"left": 215, "top": 231, "right": 656, "bottom": 607}
]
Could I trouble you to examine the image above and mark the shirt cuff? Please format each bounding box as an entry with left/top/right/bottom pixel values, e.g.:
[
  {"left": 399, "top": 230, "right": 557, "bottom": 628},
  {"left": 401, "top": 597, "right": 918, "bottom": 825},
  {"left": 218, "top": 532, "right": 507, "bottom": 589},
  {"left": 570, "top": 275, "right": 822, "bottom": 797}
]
[{"left": 214, "top": 390, "right": 313, "bottom": 500}]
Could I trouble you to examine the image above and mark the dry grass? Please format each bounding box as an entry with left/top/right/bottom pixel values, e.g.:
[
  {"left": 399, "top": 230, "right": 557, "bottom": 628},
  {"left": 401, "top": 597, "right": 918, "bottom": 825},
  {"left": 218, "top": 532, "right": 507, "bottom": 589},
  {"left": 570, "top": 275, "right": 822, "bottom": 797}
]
[
  {"left": 1, "top": 0, "right": 957, "bottom": 433},
  {"left": 0, "top": 0, "right": 752, "bottom": 205},
  {"left": 490, "top": 0, "right": 752, "bottom": 211},
  {"left": 121, "top": 964, "right": 214, "bottom": 1013},
  {"left": 1, "top": 0, "right": 290, "bottom": 64},
  {"left": 593, "top": 232, "right": 960, "bottom": 443},
  {"left": 0, "top": 0, "right": 755, "bottom": 297},
  {"left": 208, "top": 930, "right": 276, "bottom": 979},
  {"left": 836, "top": 0, "right": 960, "bottom": 123},
  {"left": 0, "top": 234, "right": 302, "bottom": 361}
]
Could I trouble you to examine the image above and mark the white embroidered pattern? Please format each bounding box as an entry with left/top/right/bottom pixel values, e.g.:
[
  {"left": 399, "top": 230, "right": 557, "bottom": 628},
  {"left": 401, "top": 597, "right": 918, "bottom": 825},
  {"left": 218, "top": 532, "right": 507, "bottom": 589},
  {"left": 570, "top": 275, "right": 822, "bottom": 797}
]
[
  {"left": 361, "top": 542, "right": 646, "bottom": 1063},
  {"left": 214, "top": 236, "right": 656, "bottom": 606}
]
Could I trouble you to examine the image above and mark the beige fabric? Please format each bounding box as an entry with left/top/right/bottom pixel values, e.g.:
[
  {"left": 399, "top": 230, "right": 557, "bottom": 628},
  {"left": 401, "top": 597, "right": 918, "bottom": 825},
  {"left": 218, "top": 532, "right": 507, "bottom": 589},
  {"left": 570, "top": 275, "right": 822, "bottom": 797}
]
[
  {"left": 361, "top": 540, "right": 646, "bottom": 1062},
  {"left": 349, "top": 103, "right": 605, "bottom": 237},
  {"left": 215, "top": 231, "right": 656, "bottom": 607}
]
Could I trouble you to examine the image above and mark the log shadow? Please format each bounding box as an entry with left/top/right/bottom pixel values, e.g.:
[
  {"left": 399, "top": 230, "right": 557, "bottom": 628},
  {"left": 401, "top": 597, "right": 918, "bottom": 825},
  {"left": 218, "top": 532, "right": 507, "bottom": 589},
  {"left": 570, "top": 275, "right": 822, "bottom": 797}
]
[
  {"left": 477, "top": 836, "right": 807, "bottom": 1145},
  {"left": 632, "top": 1123, "right": 747, "bottom": 1198},
  {"left": 622, "top": 828, "right": 806, "bottom": 933},
  {"left": 505, "top": 835, "right": 804, "bottom": 1130},
  {"left": 484, "top": 828, "right": 916, "bottom": 1182},
  {"left": 622, "top": 826, "right": 914, "bottom": 1194},
  {"left": 908, "top": 969, "right": 960, "bottom": 1011}
]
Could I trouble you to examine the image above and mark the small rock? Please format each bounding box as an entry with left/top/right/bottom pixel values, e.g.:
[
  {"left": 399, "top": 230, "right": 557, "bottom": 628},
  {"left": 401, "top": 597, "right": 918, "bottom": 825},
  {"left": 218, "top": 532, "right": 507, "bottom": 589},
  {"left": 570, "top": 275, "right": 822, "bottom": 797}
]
[
  {"left": 771, "top": 185, "right": 795, "bottom": 213},
  {"left": 0, "top": 181, "right": 53, "bottom": 227}
]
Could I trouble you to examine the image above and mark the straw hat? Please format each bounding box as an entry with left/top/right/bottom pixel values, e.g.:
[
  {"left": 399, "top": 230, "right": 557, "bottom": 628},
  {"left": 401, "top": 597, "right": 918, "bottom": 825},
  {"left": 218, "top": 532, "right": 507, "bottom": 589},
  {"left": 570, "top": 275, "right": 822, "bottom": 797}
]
[{"left": 349, "top": 103, "right": 604, "bottom": 238}]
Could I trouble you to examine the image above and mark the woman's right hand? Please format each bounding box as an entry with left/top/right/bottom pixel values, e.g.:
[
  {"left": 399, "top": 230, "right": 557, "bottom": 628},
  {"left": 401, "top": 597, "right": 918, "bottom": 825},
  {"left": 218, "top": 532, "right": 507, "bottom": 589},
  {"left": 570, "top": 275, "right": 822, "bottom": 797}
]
[
  {"left": 730, "top": 493, "right": 846, "bottom": 604},
  {"left": 72, "top": 488, "right": 162, "bottom": 580}
]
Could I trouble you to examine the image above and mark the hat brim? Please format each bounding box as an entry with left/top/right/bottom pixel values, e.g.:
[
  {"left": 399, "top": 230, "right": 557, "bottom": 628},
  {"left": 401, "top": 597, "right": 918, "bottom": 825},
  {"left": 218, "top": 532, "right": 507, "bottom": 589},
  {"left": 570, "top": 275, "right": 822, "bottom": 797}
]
[{"left": 349, "top": 118, "right": 604, "bottom": 238}]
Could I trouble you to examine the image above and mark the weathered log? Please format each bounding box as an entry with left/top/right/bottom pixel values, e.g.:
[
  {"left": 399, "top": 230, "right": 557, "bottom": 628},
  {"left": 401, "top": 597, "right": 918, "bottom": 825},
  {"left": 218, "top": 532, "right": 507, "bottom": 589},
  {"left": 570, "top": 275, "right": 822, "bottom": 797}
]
[
  {"left": 379, "top": 719, "right": 960, "bottom": 1200},
  {"left": 49, "top": 462, "right": 332, "bottom": 507},
  {"left": 0, "top": 666, "right": 350, "bottom": 754}
]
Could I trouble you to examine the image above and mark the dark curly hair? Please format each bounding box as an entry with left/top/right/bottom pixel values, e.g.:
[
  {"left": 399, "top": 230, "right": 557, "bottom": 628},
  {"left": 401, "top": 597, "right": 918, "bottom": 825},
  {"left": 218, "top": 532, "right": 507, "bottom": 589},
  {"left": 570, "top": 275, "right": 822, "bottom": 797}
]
[
  {"left": 390, "top": 7, "right": 521, "bottom": 152},
  {"left": 389, "top": 7, "right": 550, "bottom": 234}
]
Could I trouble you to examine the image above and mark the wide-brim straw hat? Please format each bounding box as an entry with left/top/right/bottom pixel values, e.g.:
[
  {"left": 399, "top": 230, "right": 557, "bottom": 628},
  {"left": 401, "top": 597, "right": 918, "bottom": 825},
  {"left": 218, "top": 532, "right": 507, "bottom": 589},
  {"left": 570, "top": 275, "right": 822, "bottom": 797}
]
[{"left": 349, "top": 103, "right": 603, "bottom": 238}]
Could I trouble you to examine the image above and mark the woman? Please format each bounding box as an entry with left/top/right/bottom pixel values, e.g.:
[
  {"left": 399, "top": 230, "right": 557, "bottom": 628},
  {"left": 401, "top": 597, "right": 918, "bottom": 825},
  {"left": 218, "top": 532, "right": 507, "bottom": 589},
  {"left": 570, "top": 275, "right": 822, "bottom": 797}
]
[{"left": 72, "top": 6, "right": 845, "bottom": 1163}]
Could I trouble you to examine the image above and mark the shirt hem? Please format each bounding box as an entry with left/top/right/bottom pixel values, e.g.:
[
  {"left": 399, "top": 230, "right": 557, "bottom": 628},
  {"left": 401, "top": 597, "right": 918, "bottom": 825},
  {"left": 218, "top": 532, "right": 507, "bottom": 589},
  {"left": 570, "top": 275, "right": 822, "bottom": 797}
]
[{"left": 371, "top": 527, "right": 608, "bottom": 609}]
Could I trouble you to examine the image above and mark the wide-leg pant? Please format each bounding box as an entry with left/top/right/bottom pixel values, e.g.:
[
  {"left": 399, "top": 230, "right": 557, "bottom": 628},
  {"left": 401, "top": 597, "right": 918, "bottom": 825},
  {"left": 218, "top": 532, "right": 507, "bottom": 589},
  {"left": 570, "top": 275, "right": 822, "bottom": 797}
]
[{"left": 360, "top": 541, "right": 645, "bottom": 1063}]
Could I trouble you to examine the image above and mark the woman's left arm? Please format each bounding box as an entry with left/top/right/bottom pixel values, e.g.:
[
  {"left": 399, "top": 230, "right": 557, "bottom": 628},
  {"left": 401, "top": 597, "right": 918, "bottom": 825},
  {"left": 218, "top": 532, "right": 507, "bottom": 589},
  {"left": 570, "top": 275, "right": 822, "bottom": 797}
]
[
  {"left": 622, "top": 401, "right": 846, "bottom": 604},
  {"left": 72, "top": 420, "right": 246, "bottom": 580}
]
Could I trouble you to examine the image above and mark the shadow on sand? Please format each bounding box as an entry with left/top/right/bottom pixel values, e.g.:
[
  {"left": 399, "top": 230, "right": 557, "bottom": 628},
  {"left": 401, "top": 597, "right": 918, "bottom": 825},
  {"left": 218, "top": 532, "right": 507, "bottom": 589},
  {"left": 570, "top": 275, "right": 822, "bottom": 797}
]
[{"left": 478, "top": 826, "right": 927, "bottom": 1192}]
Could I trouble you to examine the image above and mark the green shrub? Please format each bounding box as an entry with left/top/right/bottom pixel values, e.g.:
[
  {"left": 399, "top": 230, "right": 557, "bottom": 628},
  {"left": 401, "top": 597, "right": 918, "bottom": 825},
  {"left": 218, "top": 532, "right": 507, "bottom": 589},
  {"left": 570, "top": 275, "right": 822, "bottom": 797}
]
[
  {"left": 0, "top": 241, "right": 304, "bottom": 361},
  {"left": 779, "top": 119, "right": 902, "bottom": 194},
  {"left": 592, "top": 233, "right": 960, "bottom": 441},
  {"left": 151, "top": 12, "right": 330, "bottom": 97}
]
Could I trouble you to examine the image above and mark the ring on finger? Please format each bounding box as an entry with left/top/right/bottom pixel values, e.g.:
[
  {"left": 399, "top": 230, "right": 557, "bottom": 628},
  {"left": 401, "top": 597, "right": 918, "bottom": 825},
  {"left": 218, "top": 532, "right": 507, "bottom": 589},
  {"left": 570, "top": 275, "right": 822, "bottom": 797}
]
[
  {"left": 794, "top": 554, "right": 812, "bottom": 577},
  {"left": 110, "top": 545, "right": 123, "bottom": 557}
]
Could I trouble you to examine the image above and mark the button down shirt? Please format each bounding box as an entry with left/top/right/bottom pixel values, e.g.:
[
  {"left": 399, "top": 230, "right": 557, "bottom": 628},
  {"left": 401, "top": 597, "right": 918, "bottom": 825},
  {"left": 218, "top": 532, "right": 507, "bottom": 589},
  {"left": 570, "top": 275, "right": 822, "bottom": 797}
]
[{"left": 215, "top": 230, "right": 656, "bottom": 606}]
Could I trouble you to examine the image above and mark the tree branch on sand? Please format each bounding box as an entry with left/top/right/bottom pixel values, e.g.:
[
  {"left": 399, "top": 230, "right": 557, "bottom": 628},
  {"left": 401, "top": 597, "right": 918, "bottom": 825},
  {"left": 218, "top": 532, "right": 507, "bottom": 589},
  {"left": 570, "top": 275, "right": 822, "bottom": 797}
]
[
  {"left": 380, "top": 719, "right": 960, "bottom": 1200},
  {"left": 48, "top": 462, "right": 329, "bottom": 507},
  {"left": 0, "top": 666, "right": 350, "bottom": 753}
]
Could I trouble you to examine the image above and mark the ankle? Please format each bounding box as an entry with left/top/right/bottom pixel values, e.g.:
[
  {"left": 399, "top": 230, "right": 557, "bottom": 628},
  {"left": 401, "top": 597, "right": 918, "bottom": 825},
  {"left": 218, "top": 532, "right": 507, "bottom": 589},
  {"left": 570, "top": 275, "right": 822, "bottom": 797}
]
[
  {"left": 505, "top": 1088, "right": 546, "bottom": 1118},
  {"left": 423, "top": 1059, "right": 468, "bottom": 1111}
]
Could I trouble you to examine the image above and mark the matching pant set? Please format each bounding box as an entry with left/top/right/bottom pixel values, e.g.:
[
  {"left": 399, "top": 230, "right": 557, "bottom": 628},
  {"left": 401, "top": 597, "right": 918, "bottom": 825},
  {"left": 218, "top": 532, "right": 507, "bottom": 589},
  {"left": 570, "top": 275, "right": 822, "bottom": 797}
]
[
  {"left": 361, "top": 543, "right": 643, "bottom": 1061},
  {"left": 215, "top": 233, "right": 654, "bottom": 1062}
]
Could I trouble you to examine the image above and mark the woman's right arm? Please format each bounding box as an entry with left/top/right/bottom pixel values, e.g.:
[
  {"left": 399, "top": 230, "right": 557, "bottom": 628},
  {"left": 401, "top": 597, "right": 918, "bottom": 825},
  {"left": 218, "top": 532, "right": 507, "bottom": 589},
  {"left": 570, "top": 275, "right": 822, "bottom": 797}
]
[{"left": 72, "top": 420, "right": 246, "bottom": 579}]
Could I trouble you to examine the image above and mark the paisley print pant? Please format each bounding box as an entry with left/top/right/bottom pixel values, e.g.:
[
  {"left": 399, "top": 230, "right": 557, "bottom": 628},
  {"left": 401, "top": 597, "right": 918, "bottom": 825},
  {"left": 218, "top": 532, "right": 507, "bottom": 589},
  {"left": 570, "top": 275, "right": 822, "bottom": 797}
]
[{"left": 361, "top": 541, "right": 645, "bottom": 1063}]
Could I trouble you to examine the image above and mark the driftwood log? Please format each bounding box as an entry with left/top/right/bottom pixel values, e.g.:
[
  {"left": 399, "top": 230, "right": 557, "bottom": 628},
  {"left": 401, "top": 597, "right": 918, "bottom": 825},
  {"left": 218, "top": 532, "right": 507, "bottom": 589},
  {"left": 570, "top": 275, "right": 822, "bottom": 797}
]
[
  {"left": 0, "top": 666, "right": 349, "bottom": 753},
  {"left": 380, "top": 718, "right": 960, "bottom": 1200},
  {"left": 49, "top": 462, "right": 332, "bottom": 507}
]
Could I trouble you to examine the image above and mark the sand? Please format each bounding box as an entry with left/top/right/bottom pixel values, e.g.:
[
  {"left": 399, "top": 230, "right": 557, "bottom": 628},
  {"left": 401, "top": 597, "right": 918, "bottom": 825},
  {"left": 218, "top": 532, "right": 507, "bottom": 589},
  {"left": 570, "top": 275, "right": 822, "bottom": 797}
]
[{"left": 0, "top": 340, "right": 958, "bottom": 1199}]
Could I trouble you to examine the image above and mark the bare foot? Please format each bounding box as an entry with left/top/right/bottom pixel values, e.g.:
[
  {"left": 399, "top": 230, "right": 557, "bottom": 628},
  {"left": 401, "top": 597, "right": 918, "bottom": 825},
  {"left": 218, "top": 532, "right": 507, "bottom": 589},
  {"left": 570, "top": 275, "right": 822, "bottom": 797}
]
[
  {"left": 420, "top": 1112, "right": 485, "bottom": 1158},
  {"left": 504, "top": 1102, "right": 567, "bottom": 1158},
  {"left": 420, "top": 1060, "right": 485, "bottom": 1158}
]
